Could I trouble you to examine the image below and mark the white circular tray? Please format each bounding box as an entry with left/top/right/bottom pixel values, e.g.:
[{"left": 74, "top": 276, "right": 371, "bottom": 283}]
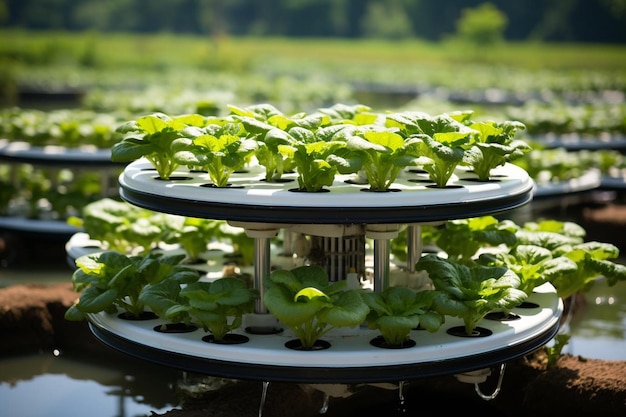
[
  {"left": 88, "top": 282, "right": 561, "bottom": 383},
  {"left": 119, "top": 159, "right": 534, "bottom": 224}
]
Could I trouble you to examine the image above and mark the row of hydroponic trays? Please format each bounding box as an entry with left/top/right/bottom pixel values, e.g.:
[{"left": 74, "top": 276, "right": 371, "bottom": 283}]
[{"left": 48, "top": 103, "right": 624, "bottom": 386}]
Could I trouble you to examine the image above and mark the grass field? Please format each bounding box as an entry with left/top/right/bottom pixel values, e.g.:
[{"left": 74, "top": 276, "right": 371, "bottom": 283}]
[{"left": 2, "top": 29, "right": 626, "bottom": 73}]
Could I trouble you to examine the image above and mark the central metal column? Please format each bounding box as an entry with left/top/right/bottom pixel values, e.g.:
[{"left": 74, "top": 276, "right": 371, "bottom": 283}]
[
  {"left": 253, "top": 235, "right": 271, "bottom": 313},
  {"left": 373, "top": 238, "right": 390, "bottom": 292},
  {"left": 227, "top": 221, "right": 281, "bottom": 314},
  {"left": 406, "top": 224, "right": 422, "bottom": 272},
  {"left": 366, "top": 224, "right": 400, "bottom": 292}
]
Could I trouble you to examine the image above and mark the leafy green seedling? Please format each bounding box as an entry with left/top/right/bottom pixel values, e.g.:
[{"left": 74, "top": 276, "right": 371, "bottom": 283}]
[
  {"left": 175, "top": 277, "right": 258, "bottom": 341},
  {"left": 478, "top": 244, "right": 578, "bottom": 296},
  {"left": 160, "top": 216, "right": 222, "bottom": 263},
  {"left": 430, "top": 216, "right": 518, "bottom": 264},
  {"left": 386, "top": 111, "right": 475, "bottom": 187},
  {"left": 263, "top": 265, "right": 370, "bottom": 348},
  {"left": 362, "top": 286, "right": 444, "bottom": 347},
  {"left": 462, "top": 119, "right": 530, "bottom": 181},
  {"left": 172, "top": 121, "right": 257, "bottom": 187},
  {"left": 67, "top": 197, "right": 165, "bottom": 255},
  {"left": 551, "top": 241, "right": 626, "bottom": 299},
  {"left": 546, "top": 333, "right": 571, "bottom": 368},
  {"left": 345, "top": 129, "right": 427, "bottom": 191},
  {"left": 112, "top": 113, "right": 206, "bottom": 180},
  {"left": 231, "top": 103, "right": 327, "bottom": 181},
  {"left": 415, "top": 253, "right": 527, "bottom": 336},
  {"left": 65, "top": 250, "right": 201, "bottom": 321},
  {"left": 138, "top": 279, "right": 195, "bottom": 328},
  {"left": 278, "top": 138, "right": 347, "bottom": 192}
]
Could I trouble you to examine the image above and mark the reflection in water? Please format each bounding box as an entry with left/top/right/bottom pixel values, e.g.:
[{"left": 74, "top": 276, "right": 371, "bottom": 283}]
[
  {"left": 0, "top": 350, "right": 182, "bottom": 417},
  {"left": 566, "top": 276, "right": 626, "bottom": 360}
]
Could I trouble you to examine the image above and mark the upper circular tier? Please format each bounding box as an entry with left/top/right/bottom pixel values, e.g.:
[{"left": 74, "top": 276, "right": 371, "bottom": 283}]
[{"left": 119, "top": 159, "right": 534, "bottom": 224}]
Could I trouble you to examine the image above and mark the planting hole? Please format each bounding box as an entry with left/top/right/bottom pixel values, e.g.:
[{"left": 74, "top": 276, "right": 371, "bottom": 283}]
[
  {"left": 446, "top": 326, "right": 493, "bottom": 338},
  {"left": 202, "top": 334, "right": 250, "bottom": 345}
]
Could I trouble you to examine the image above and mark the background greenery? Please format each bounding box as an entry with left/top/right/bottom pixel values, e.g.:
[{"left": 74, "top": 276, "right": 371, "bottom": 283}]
[{"left": 1, "top": 0, "right": 626, "bottom": 43}]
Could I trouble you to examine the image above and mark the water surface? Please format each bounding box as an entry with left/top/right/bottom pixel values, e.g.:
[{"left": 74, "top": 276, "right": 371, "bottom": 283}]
[{"left": 0, "top": 240, "right": 624, "bottom": 417}]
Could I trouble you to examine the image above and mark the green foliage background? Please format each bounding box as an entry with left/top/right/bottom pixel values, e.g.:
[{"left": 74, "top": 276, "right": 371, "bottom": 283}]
[{"left": 1, "top": 0, "right": 625, "bottom": 43}]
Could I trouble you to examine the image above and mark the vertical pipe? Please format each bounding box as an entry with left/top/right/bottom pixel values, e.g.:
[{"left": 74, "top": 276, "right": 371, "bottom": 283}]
[
  {"left": 373, "top": 238, "right": 390, "bottom": 292},
  {"left": 350, "top": 238, "right": 354, "bottom": 277},
  {"left": 282, "top": 229, "right": 293, "bottom": 256},
  {"left": 325, "top": 237, "right": 337, "bottom": 282},
  {"left": 337, "top": 237, "right": 343, "bottom": 280},
  {"left": 406, "top": 224, "right": 422, "bottom": 272},
  {"left": 254, "top": 236, "right": 270, "bottom": 313}
]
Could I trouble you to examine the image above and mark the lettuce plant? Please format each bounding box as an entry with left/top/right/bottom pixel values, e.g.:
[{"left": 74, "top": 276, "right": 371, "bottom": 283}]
[
  {"left": 160, "top": 216, "right": 223, "bottom": 263},
  {"left": 508, "top": 229, "right": 626, "bottom": 298},
  {"left": 462, "top": 119, "right": 531, "bottom": 181},
  {"left": 64, "top": 250, "right": 201, "bottom": 321},
  {"left": 263, "top": 265, "right": 370, "bottom": 349},
  {"left": 479, "top": 239, "right": 626, "bottom": 301},
  {"left": 173, "top": 129, "right": 257, "bottom": 187},
  {"left": 138, "top": 279, "right": 195, "bottom": 328},
  {"left": 429, "top": 216, "right": 518, "bottom": 264},
  {"left": 278, "top": 135, "right": 348, "bottom": 192},
  {"left": 234, "top": 109, "right": 340, "bottom": 186},
  {"left": 230, "top": 103, "right": 327, "bottom": 182},
  {"left": 551, "top": 241, "right": 626, "bottom": 299},
  {"left": 278, "top": 124, "right": 362, "bottom": 192},
  {"left": 415, "top": 253, "right": 527, "bottom": 336},
  {"left": 69, "top": 198, "right": 232, "bottom": 262},
  {"left": 345, "top": 129, "right": 428, "bottom": 191},
  {"left": 414, "top": 132, "right": 472, "bottom": 187},
  {"left": 67, "top": 198, "right": 160, "bottom": 254},
  {"left": 174, "top": 278, "right": 258, "bottom": 341},
  {"left": 386, "top": 111, "right": 475, "bottom": 187},
  {"left": 477, "top": 244, "right": 579, "bottom": 296},
  {"left": 362, "top": 286, "right": 444, "bottom": 347},
  {"left": 112, "top": 113, "right": 206, "bottom": 180},
  {"left": 238, "top": 121, "right": 295, "bottom": 182},
  {"left": 508, "top": 220, "right": 626, "bottom": 298},
  {"left": 140, "top": 273, "right": 258, "bottom": 336},
  {"left": 68, "top": 198, "right": 211, "bottom": 257}
]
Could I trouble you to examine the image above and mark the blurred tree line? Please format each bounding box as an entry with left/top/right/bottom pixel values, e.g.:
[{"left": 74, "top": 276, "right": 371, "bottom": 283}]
[{"left": 1, "top": 0, "right": 625, "bottom": 43}]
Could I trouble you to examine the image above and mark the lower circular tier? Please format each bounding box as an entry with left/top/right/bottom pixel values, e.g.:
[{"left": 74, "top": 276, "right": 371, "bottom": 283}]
[{"left": 88, "top": 283, "right": 562, "bottom": 384}]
